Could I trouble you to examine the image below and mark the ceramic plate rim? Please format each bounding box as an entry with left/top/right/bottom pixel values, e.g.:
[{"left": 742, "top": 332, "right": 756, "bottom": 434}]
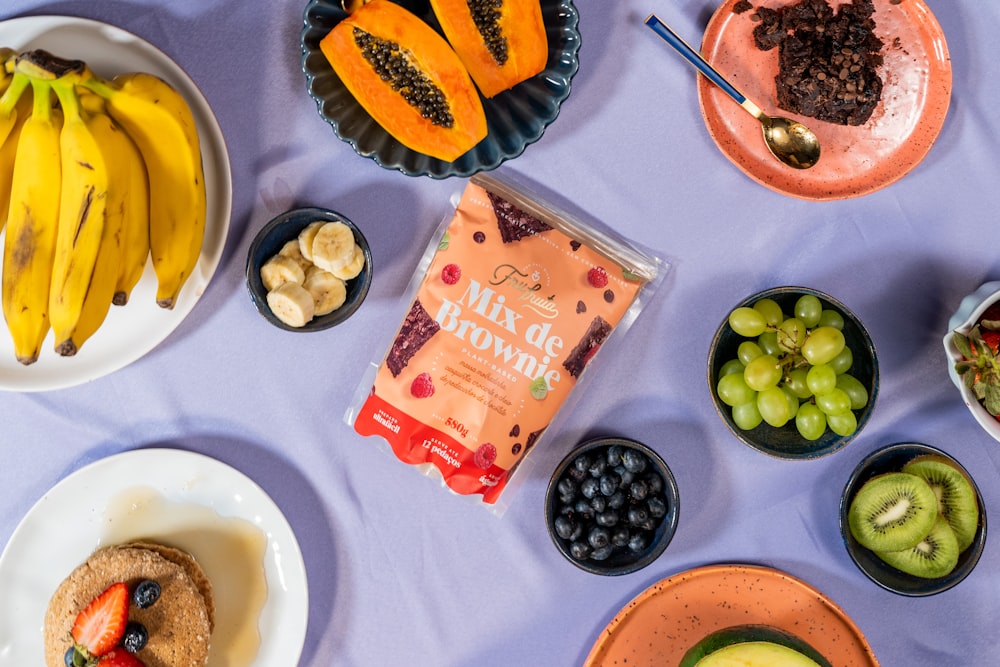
[
  {"left": 0, "top": 15, "right": 232, "bottom": 391},
  {"left": 697, "top": 0, "right": 951, "bottom": 200},
  {"left": 584, "top": 563, "right": 878, "bottom": 665},
  {"left": 0, "top": 448, "right": 308, "bottom": 666}
]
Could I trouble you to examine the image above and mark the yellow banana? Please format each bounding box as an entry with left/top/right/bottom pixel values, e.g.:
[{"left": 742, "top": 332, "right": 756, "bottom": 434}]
[
  {"left": 80, "top": 91, "right": 150, "bottom": 306},
  {"left": 0, "top": 77, "right": 32, "bottom": 231},
  {"left": 82, "top": 71, "right": 205, "bottom": 310},
  {"left": 1, "top": 76, "right": 61, "bottom": 365},
  {"left": 48, "top": 68, "right": 117, "bottom": 357}
]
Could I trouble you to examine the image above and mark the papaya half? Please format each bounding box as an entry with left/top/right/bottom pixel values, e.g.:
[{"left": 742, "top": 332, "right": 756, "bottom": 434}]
[
  {"left": 678, "top": 625, "right": 833, "bottom": 667},
  {"left": 430, "top": 0, "right": 548, "bottom": 98},
  {"left": 319, "top": 0, "right": 487, "bottom": 162}
]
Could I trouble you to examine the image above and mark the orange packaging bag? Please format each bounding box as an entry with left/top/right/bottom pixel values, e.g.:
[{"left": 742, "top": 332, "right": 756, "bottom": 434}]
[{"left": 347, "top": 173, "right": 666, "bottom": 513}]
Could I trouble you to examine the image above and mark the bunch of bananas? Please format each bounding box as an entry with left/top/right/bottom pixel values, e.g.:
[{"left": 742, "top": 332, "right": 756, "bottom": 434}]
[{"left": 0, "top": 48, "right": 206, "bottom": 365}]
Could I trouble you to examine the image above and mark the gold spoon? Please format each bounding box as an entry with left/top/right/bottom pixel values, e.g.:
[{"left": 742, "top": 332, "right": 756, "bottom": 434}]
[{"left": 645, "top": 14, "right": 820, "bottom": 170}]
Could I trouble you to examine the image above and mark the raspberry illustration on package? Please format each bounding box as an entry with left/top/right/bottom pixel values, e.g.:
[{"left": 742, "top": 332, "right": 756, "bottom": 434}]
[{"left": 350, "top": 174, "right": 663, "bottom": 510}]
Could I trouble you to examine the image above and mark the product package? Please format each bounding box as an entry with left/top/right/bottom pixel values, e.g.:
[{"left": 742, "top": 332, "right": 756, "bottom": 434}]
[{"left": 346, "top": 172, "right": 667, "bottom": 514}]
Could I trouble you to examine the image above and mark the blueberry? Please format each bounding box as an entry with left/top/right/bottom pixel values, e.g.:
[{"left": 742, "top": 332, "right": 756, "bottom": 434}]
[
  {"left": 554, "top": 515, "right": 575, "bottom": 540},
  {"left": 121, "top": 621, "right": 148, "bottom": 653},
  {"left": 630, "top": 479, "right": 649, "bottom": 501},
  {"left": 133, "top": 579, "right": 161, "bottom": 609},
  {"left": 64, "top": 648, "right": 78, "bottom": 667},
  {"left": 599, "top": 472, "right": 620, "bottom": 496},
  {"left": 611, "top": 526, "right": 630, "bottom": 547},
  {"left": 646, "top": 472, "right": 664, "bottom": 494},
  {"left": 591, "top": 544, "right": 614, "bottom": 561},
  {"left": 628, "top": 532, "right": 649, "bottom": 553},
  {"left": 608, "top": 490, "right": 626, "bottom": 510},
  {"left": 606, "top": 445, "right": 624, "bottom": 467},
  {"left": 568, "top": 521, "right": 584, "bottom": 541},
  {"left": 622, "top": 449, "right": 648, "bottom": 473},
  {"left": 580, "top": 477, "right": 600, "bottom": 499},
  {"left": 647, "top": 496, "right": 668, "bottom": 518},
  {"left": 570, "top": 541, "right": 592, "bottom": 560},
  {"left": 557, "top": 477, "right": 576, "bottom": 500},
  {"left": 587, "top": 457, "right": 607, "bottom": 478},
  {"left": 572, "top": 454, "right": 591, "bottom": 475},
  {"left": 627, "top": 505, "right": 649, "bottom": 526},
  {"left": 589, "top": 495, "right": 607, "bottom": 513},
  {"left": 596, "top": 509, "right": 619, "bottom": 527},
  {"left": 588, "top": 526, "right": 610, "bottom": 550},
  {"left": 616, "top": 468, "right": 635, "bottom": 488},
  {"left": 573, "top": 499, "right": 593, "bottom": 518}
]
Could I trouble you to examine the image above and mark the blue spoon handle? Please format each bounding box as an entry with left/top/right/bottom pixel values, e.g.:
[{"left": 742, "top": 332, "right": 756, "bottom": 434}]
[{"left": 644, "top": 13, "right": 746, "bottom": 105}]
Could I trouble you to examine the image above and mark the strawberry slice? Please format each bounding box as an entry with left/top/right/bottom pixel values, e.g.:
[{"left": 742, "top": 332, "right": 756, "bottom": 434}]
[
  {"left": 98, "top": 648, "right": 145, "bottom": 666},
  {"left": 71, "top": 582, "right": 129, "bottom": 658}
]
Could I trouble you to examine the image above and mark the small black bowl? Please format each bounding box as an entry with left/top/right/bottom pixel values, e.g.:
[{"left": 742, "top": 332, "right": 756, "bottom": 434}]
[
  {"left": 839, "top": 442, "right": 987, "bottom": 596},
  {"left": 246, "top": 207, "right": 372, "bottom": 331},
  {"left": 545, "top": 437, "right": 679, "bottom": 576},
  {"left": 707, "top": 286, "right": 878, "bottom": 459}
]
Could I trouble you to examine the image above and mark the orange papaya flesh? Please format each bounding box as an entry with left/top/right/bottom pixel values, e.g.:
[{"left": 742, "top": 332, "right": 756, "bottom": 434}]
[
  {"left": 430, "top": 0, "right": 548, "bottom": 98},
  {"left": 319, "top": 0, "right": 487, "bottom": 162}
]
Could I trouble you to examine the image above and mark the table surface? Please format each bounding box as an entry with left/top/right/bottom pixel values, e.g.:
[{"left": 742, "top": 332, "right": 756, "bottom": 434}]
[{"left": 1, "top": 1, "right": 997, "bottom": 666}]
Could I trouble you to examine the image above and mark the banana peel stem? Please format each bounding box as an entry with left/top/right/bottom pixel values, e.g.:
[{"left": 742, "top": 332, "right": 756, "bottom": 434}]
[{"left": 0, "top": 71, "right": 29, "bottom": 117}]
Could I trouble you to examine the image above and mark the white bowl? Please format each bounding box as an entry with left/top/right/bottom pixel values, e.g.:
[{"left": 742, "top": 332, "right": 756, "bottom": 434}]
[{"left": 943, "top": 280, "right": 1000, "bottom": 443}]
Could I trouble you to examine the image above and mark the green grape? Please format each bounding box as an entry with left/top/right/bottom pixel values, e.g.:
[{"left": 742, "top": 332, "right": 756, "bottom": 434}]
[
  {"left": 719, "top": 358, "right": 745, "bottom": 378},
  {"left": 836, "top": 373, "right": 869, "bottom": 409},
  {"left": 732, "top": 400, "right": 763, "bottom": 430},
  {"left": 757, "top": 386, "right": 790, "bottom": 427},
  {"left": 828, "top": 346, "right": 853, "bottom": 374},
  {"left": 752, "top": 298, "right": 784, "bottom": 327},
  {"left": 818, "top": 309, "right": 844, "bottom": 330},
  {"left": 806, "top": 364, "right": 837, "bottom": 396},
  {"left": 816, "top": 387, "right": 852, "bottom": 415},
  {"left": 827, "top": 410, "right": 858, "bottom": 437},
  {"left": 794, "top": 294, "right": 823, "bottom": 328},
  {"left": 801, "top": 326, "right": 846, "bottom": 365},
  {"left": 781, "top": 385, "right": 800, "bottom": 419},
  {"left": 777, "top": 317, "right": 807, "bottom": 354},
  {"left": 729, "top": 307, "right": 767, "bottom": 337},
  {"left": 744, "top": 354, "right": 782, "bottom": 391},
  {"left": 737, "top": 341, "right": 763, "bottom": 365},
  {"left": 757, "top": 331, "right": 781, "bottom": 356},
  {"left": 795, "top": 403, "right": 827, "bottom": 441},
  {"left": 784, "top": 368, "right": 812, "bottom": 399},
  {"left": 717, "top": 373, "right": 756, "bottom": 407}
]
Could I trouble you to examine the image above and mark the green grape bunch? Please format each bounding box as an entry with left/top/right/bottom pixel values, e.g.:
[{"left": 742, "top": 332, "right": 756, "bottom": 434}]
[{"left": 716, "top": 294, "right": 869, "bottom": 441}]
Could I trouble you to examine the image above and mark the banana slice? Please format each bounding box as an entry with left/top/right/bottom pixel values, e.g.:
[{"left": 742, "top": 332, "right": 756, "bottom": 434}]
[
  {"left": 266, "top": 281, "right": 315, "bottom": 327},
  {"left": 278, "top": 239, "right": 312, "bottom": 272},
  {"left": 331, "top": 244, "right": 366, "bottom": 281},
  {"left": 304, "top": 266, "right": 347, "bottom": 316},
  {"left": 297, "top": 221, "right": 326, "bottom": 262},
  {"left": 311, "top": 221, "right": 357, "bottom": 274},
  {"left": 260, "top": 254, "right": 305, "bottom": 292}
]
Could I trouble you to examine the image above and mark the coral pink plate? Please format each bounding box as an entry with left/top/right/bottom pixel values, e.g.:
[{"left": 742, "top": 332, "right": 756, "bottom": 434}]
[
  {"left": 698, "top": 0, "right": 951, "bottom": 200},
  {"left": 583, "top": 564, "right": 879, "bottom": 666}
]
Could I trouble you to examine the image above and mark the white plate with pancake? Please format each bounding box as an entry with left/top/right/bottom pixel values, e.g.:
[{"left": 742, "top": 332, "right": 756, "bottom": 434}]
[
  {"left": 0, "top": 15, "right": 232, "bottom": 391},
  {"left": 0, "top": 449, "right": 307, "bottom": 666}
]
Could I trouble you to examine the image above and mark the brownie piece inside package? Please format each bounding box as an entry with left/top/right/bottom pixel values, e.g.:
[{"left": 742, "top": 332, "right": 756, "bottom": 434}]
[{"left": 347, "top": 173, "right": 666, "bottom": 513}]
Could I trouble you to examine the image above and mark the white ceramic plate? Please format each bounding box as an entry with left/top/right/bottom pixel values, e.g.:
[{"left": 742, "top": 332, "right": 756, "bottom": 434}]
[
  {"left": 0, "top": 449, "right": 307, "bottom": 666},
  {"left": 0, "top": 15, "right": 232, "bottom": 391}
]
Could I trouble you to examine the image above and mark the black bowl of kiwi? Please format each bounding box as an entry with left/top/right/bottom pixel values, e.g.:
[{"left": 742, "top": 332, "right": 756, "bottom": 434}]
[
  {"left": 839, "top": 442, "right": 987, "bottom": 596},
  {"left": 708, "top": 286, "right": 878, "bottom": 460}
]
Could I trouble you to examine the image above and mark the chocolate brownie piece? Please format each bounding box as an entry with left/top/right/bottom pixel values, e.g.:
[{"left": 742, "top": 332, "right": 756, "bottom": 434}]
[
  {"left": 562, "top": 315, "right": 612, "bottom": 378},
  {"left": 386, "top": 298, "right": 440, "bottom": 377},
  {"left": 752, "top": 0, "right": 884, "bottom": 126},
  {"left": 487, "top": 191, "right": 552, "bottom": 243}
]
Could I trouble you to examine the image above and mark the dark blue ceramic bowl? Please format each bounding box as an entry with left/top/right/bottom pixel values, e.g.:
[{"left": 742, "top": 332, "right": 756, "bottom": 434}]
[
  {"left": 545, "top": 437, "right": 680, "bottom": 576},
  {"left": 840, "top": 442, "right": 987, "bottom": 596},
  {"left": 707, "top": 286, "right": 879, "bottom": 459},
  {"left": 300, "top": 0, "right": 581, "bottom": 178},
  {"left": 246, "top": 207, "right": 372, "bottom": 332}
]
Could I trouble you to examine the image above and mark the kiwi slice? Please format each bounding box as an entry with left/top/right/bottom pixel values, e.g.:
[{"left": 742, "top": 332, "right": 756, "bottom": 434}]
[
  {"left": 902, "top": 455, "right": 979, "bottom": 552},
  {"left": 848, "top": 472, "right": 938, "bottom": 552},
  {"left": 876, "top": 514, "right": 960, "bottom": 578}
]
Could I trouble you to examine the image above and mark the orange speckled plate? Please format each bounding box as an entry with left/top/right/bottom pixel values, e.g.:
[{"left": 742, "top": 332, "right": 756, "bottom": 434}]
[
  {"left": 583, "top": 564, "right": 879, "bottom": 666},
  {"left": 698, "top": 0, "right": 951, "bottom": 200}
]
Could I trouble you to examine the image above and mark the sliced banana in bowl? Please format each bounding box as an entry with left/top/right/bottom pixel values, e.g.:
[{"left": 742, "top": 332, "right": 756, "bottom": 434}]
[{"left": 246, "top": 207, "right": 372, "bottom": 331}]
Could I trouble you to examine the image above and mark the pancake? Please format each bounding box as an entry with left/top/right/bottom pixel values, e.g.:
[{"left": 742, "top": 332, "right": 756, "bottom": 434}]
[{"left": 44, "top": 543, "right": 212, "bottom": 667}]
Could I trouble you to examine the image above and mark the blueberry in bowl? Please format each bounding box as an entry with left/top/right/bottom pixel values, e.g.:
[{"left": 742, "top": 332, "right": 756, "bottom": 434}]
[{"left": 545, "top": 437, "right": 679, "bottom": 576}]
